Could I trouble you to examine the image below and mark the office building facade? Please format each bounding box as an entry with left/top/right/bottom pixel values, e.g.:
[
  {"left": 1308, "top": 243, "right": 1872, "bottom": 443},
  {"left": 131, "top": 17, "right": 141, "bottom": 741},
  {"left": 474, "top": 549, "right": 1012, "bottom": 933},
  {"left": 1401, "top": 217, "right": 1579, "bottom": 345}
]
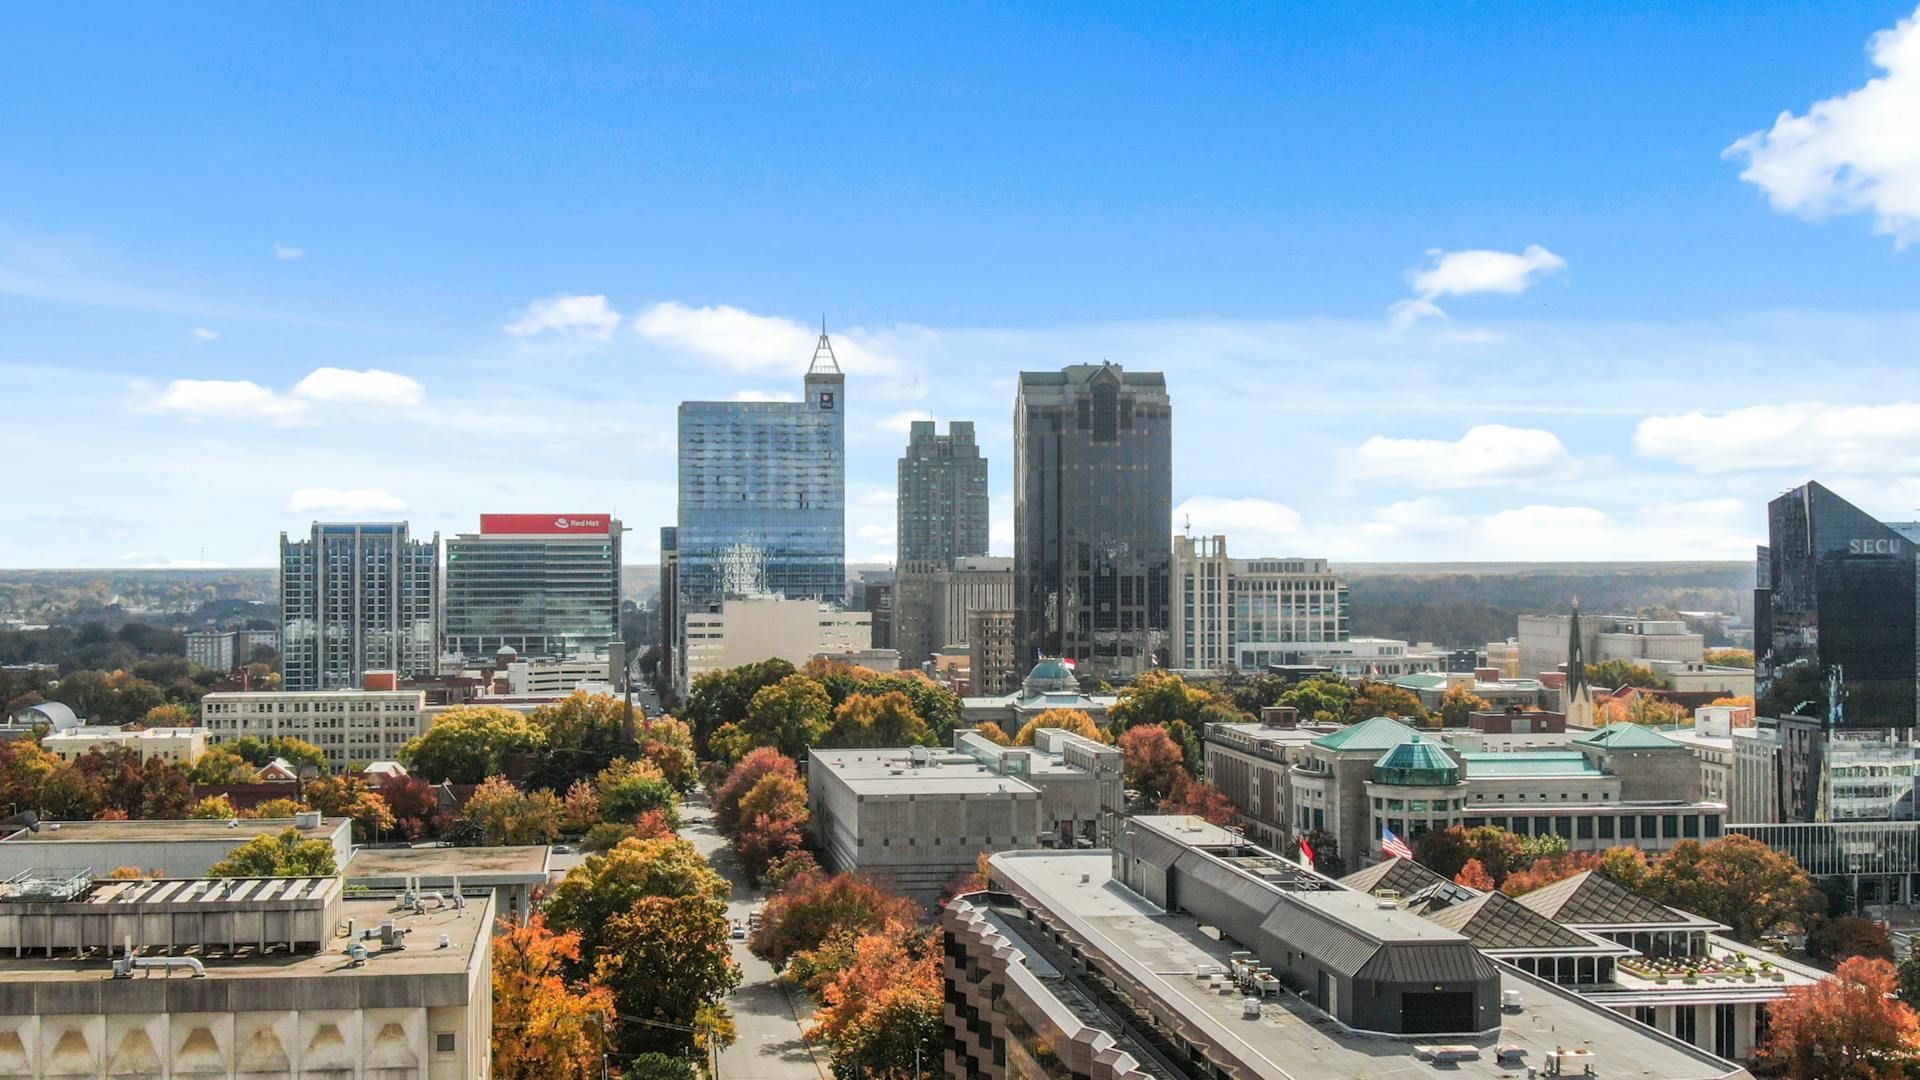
[
  {"left": 444, "top": 513, "right": 623, "bottom": 662},
  {"left": 658, "top": 525, "right": 679, "bottom": 692},
  {"left": 675, "top": 333, "right": 846, "bottom": 612},
  {"left": 1170, "top": 535, "right": 1349, "bottom": 672},
  {"left": 200, "top": 689, "right": 428, "bottom": 771},
  {"left": 1014, "top": 363, "right": 1172, "bottom": 681},
  {"left": 967, "top": 609, "right": 1018, "bottom": 696},
  {"left": 895, "top": 421, "right": 990, "bottom": 667},
  {"left": 1758, "top": 480, "right": 1920, "bottom": 730},
  {"left": 679, "top": 595, "right": 872, "bottom": 690},
  {"left": 279, "top": 522, "right": 440, "bottom": 691}
]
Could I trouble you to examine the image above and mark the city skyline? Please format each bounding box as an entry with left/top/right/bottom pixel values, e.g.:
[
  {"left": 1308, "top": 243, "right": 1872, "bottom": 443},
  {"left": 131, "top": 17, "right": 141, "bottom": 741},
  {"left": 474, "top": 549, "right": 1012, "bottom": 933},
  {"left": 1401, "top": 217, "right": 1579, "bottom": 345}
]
[{"left": 7, "top": 4, "right": 1920, "bottom": 568}]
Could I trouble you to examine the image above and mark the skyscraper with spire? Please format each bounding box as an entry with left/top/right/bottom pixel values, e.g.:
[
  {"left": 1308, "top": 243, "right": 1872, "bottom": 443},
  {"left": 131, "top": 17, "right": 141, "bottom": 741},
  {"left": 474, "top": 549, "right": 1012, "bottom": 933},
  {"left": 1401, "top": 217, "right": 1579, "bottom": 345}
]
[{"left": 670, "top": 325, "right": 846, "bottom": 689}]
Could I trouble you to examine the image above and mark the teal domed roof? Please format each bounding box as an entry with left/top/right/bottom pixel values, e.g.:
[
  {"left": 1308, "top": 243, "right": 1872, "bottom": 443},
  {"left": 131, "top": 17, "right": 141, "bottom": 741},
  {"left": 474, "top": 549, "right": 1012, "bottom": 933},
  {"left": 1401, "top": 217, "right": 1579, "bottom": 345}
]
[
  {"left": 1373, "top": 740, "right": 1460, "bottom": 786},
  {"left": 1028, "top": 658, "right": 1073, "bottom": 683}
]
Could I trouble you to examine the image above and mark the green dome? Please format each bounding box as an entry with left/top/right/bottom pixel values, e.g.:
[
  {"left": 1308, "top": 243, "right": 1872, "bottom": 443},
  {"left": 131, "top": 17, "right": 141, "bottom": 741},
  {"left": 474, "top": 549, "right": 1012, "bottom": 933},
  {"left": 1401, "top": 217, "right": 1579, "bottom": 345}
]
[
  {"left": 1028, "top": 658, "right": 1074, "bottom": 683},
  {"left": 1373, "top": 741, "right": 1460, "bottom": 786}
]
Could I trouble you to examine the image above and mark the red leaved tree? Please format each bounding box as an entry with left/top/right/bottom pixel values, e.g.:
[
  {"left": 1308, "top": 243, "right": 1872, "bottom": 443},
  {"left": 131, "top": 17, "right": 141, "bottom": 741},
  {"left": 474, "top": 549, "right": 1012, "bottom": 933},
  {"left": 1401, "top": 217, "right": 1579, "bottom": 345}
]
[{"left": 1754, "top": 956, "right": 1920, "bottom": 1079}]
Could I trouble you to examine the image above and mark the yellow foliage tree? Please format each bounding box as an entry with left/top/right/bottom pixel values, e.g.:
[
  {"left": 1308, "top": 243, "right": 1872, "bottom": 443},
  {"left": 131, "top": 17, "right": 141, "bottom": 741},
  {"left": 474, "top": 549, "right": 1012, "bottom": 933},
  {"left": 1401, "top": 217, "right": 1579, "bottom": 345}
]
[{"left": 1013, "top": 709, "right": 1106, "bottom": 746}]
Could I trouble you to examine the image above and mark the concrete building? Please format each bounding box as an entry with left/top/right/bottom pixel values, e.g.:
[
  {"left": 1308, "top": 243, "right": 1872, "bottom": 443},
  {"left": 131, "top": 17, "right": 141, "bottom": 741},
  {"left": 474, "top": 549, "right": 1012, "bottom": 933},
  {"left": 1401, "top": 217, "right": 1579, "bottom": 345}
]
[
  {"left": 0, "top": 816, "right": 353, "bottom": 881},
  {"left": 1517, "top": 612, "right": 1705, "bottom": 681},
  {"left": 967, "top": 609, "right": 1019, "bottom": 697},
  {"left": 948, "top": 819, "right": 1752, "bottom": 1080},
  {"left": 1204, "top": 714, "right": 1728, "bottom": 868},
  {"left": 1015, "top": 363, "right": 1172, "bottom": 681},
  {"left": 280, "top": 522, "right": 441, "bottom": 691},
  {"left": 443, "top": 512, "right": 624, "bottom": 663},
  {"left": 658, "top": 525, "right": 679, "bottom": 694},
  {"left": 186, "top": 630, "right": 279, "bottom": 673},
  {"left": 808, "top": 727, "right": 1123, "bottom": 901},
  {"left": 342, "top": 844, "right": 550, "bottom": 924},
  {"left": 1170, "top": 536, "right": 1349, "bottom": 673},
  {"left": 1341, "top": 859, "right": 1821, "bottom": 1064},
  {"left": 895, "top": 422, "right": 990, "bottom": 668},
  {"left": 680, "top": 594, "right": 872, "bottom": 691},
  {"left": 498, "top": 655, "right": 611, "bottom": 695},
  {"left": 199, "top": 689, "right": 427, "bottom": 772},
  {"left": 0, "top": 872, "right": 493, "bottom": 1079},
  {"left": 961, "top": 658, "right": 1118, "bottom": 732},
  {"left": 41, "top": 726, "right": 208, "bottom": 766},
  {"left": 1733, "top": 714, "right": 1920, "bottom": 825},
  {"left": 1392, "top": 671, "right": 1555, "bottom": 713}
]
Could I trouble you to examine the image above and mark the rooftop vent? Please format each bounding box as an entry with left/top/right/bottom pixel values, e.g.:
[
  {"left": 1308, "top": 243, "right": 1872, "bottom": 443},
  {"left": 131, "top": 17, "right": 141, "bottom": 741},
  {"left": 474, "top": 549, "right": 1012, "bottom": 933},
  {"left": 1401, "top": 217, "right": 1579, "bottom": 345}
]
[{"left": 294, "top": 810, "right": 323, "bottom": 829}]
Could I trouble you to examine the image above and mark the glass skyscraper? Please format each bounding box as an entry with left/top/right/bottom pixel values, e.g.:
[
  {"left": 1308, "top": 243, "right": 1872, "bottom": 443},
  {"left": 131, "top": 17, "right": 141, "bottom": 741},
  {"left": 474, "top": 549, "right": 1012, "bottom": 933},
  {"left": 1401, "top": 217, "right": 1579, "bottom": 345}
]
[
  {"left": 1759, "top": 481, "right": 1920, "bottom": 729},
  {"left": 280, "top": 522, "right": 440, "bottom": 690},
  {"left": 1014, "top": 363, "right": 1172, "bottom": 681},
  {"left": 675, "top": 330, "right": 846, "bottom": 635},
  {"left": 444, "top": 514, "right": 624, "bottom": 662}
]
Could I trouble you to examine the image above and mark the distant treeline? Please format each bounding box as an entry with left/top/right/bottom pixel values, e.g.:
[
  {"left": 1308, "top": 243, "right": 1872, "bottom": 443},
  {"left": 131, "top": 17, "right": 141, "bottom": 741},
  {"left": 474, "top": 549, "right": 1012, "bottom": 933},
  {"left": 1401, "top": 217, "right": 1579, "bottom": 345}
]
[{"left": 1345, "top": 564, "right": 1753, "bottom": 649}]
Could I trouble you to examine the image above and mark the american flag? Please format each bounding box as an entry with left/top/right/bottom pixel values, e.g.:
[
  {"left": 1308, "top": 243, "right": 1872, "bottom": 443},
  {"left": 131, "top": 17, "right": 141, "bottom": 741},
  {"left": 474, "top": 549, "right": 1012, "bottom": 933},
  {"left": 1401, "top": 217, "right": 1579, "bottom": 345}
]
[{"left": 1380, "top": 826, "right": 1414, "bottom": 860}]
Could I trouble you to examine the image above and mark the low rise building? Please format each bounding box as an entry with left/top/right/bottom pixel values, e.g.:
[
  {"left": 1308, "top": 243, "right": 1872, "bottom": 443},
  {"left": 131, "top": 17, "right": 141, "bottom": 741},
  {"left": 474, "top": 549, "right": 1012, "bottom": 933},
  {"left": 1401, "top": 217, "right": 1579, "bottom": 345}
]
[
  {"left": 0, "top": 872, "right": 492, "bottom": 1079},
  {"left": 0, "top": 816, "right": 353, "bottom": 881},
  {"left": 1393, "top": 671, "right": 1555, "bottom": 713},
  {"left": 1205, "top": 715, "right": 1729, "bottom": 868},
  {"left": 809, "top": 727, "right": 1123, "bottom": 901},
  {"left": 960, "top": 658, "right": 1118, "bottom": 731},
  {"left": 1518, "top": 612, "right": 1705, "bottom": 680},
  {"left": 949, "top": 818, "right": 1752, "bottom": 1080},
  {"left": 199, "top": 689, "right": 428, "bottom": 772},
  {"left": 41, "top": 725, "right": 208, "bottom": 766},
  {"left": 680, "top": 595, "right": 872, "bottom": 692}
]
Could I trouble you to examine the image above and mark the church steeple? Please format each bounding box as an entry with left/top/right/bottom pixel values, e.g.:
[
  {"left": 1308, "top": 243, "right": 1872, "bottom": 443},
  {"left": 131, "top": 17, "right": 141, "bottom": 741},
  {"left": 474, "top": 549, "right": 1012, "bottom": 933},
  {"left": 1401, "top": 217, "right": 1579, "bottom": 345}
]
[{"left": 1564, "top": 600, "right": 1595, "bottom": 728}]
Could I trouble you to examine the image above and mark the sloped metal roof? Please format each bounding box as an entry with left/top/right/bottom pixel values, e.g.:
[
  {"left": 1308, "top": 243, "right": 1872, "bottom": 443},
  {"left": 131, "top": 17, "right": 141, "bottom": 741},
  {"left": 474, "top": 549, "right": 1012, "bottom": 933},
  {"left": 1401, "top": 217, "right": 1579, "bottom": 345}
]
[
  {"left": 1513, "top": 870, "right": 1705, "bottom": 928},
  {"left": 1256, "top": 894, "right": 1381, "bottom": 979},
  {"left": 1339, "top": 857, "right": 1448, "bottom": 897},
  {"left": 1355, "top": 940, "right": 1501, "bottom": 985},
  {"left": 1416, "top": 890, "right": 1600, "bottom": 952}
]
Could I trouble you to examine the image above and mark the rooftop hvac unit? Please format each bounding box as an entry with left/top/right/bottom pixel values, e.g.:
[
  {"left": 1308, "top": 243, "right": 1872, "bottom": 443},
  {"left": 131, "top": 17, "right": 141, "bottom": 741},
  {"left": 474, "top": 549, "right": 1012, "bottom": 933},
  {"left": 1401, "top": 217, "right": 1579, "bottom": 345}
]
[
  {"left": 1501, "top": 989, "right": 1524, "bottom": 1012},
  {"left": 294, "top": 810, "right": 323, "bottom": 829},
  {"left": 1242, "top": 997, "right": 1262, "bottom": 1018}
]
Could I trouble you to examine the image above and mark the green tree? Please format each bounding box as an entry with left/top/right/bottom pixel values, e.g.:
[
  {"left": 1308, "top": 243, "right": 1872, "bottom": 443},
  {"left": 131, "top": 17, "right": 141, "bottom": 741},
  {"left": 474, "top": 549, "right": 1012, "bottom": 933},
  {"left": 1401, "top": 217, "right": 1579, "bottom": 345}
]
[
  {"left": 1644, "top": 835, "right": 1820, "bottom": 942},
  {"left": 188, "top": 747, "right": 259, "bottom": 784},
  {"left": 1276, "top": 677, "right": 1355, "bottom": 724},
  {"left": 824, "top": 691, "right": 931, "bottom": 748},
  {"left": 401, "top": 705, "right": 546, "bottom": 783},
  {"left": 525, "top": 691, "right": 640, "bottom": 792},
  {"left": 596, "top": 758, "right": 680, "bottom": 825},
  {"left": 1105, "top": 671, "right": 1218, "bottom": 733},
  {"left": 711, "top": 675, "right": 832, "bottom": 763},
  {"left": 682, "top": 658, "right": 798, "bottom": 756},
  {"left": 1586, "top": 659, "right": 1668, "bottom": 690},
  {"left": 226, "top": 734, "right": 328, "bottom": 773},
  {"left": 595, "top": 895, "right": 740, "bottom": 1057},
  {"left": 1347, "top": 681, "right": 1430, "bottom": 724},
  {"left": 545, "top": 836, "right": 731, "bottom": 964},
  {"left": 207, "top": 827, "right": 338, "bottom": 876}
]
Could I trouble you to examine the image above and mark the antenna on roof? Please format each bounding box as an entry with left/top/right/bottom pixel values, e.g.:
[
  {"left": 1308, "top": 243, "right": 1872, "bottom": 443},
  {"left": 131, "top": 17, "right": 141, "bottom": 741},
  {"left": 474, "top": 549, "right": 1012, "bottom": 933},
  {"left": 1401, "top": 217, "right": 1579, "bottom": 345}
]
[{"left": 809, "top": 315, "right": 841, "bottom": 375}]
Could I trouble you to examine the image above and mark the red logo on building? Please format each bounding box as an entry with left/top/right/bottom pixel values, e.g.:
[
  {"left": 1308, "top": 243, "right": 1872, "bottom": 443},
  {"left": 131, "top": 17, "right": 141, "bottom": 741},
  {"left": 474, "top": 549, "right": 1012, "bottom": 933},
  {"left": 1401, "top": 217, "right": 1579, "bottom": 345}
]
[{"left": 479, "top": 514, "right": 612, "bottom": 535}]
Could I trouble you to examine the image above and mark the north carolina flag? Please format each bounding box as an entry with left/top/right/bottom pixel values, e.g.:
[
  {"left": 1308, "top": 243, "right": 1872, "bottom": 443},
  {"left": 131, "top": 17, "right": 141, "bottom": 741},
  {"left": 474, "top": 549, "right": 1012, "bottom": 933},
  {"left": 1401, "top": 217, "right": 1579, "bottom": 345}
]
[
  {"left": 1298, "top": 835, "right": 1316, "bottom": 870},
  {"left": 1381, "top": 826, "right": 1414, "bottom": 860}
]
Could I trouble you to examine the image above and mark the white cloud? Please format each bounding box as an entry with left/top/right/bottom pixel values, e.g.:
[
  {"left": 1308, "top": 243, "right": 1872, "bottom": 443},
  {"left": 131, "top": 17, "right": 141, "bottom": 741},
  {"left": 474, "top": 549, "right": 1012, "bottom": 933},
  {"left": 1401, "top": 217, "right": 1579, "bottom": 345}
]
[
  {"left": 1352, "top": 424, "right": 1573, "bottom": 488},
  {"left": 882, "top": 409, "right": 934, "bottom": 434},
  {"left": 273, "top": 243, "right": 304, "bottom": 261},
  {"left": 1359, "top": 498, "right": 1474, "bottom": 540},
  {"left": 1174, "top": 496, "right": 1303, "bottom": 554},
  {"left": 138, "top": 378, "right": 307, "bottom": 424},
  {"left": 291, "top": 367, "right": 426, "bottom": 407},
  {"left": 190, "top": 327, "right": 218, "bottom": 342},
  {"left": 505, "top": 294, "right": 621, "bottom": 341},
  {"left": 729, "top": 389, "right": 801, "bottom": 403},
  {"left": 1726, "top": 6, "right": 1920, "bottom": 247},
  {"left": 633, "top": 302, "right": 901, "bottom": 375},
  {"left": 286, "top": 487, "right": 408, "bottom": 514},
  {"left": 1634, "top": 402, "right": 1920, "bottom": 474},
  {"left": 1389, "top": 245, "right": 1566, "bottom": 324}
]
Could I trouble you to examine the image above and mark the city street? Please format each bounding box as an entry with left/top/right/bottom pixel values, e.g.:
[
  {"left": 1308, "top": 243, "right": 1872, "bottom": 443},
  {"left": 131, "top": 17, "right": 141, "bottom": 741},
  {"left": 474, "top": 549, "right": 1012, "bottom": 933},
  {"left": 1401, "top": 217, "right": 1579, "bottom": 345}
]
[{"left": 681, "top": 796, "right": 830, "bottom": 1080}]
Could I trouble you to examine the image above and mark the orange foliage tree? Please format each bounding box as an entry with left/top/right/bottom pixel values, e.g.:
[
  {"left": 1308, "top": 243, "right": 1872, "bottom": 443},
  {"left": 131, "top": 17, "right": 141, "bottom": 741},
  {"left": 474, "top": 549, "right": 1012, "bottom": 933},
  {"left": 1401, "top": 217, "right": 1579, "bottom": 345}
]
[
  {"left": 1454, "top": 858, "right": 1496, "bottom": 891},
  {"left": 1159, "top": 773, "right": 1235, "bottom": 826},
  {"left": 734, "top": 772, "right": 810, "bottom": 884},
  {"left": 1499, "top": 851, "right": 1602, "bottom": 896},
  {"left": 713, "top": 747, "right": 799, "bottom": 835},
  {"left": 1754, "top": 957, "right": 1920, "bottom": 1079},
  {"left": 750, "top": 870, "right": 921, "bottom": 969},
  {"left": 1118, "top": 724, "right": 1186, "bottom": 802},
  {"left": 1013, "top": 709, "right": 1106, "bottom": 746},
  {"left": 801, "top": 924, "right": 944, "bottom": 1079},
  {"left": 491, "top": 915, "right": 615, "bottom": 1079}
]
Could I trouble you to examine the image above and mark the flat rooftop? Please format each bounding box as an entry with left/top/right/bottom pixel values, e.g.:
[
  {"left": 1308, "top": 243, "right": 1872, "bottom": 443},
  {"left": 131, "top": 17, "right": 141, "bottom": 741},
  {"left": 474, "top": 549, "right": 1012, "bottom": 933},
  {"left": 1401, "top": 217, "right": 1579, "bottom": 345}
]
[
  {"left": 0, "top": 890, "right": 491, "bottom": 989},
  {"left": 991, "top": 851, "right": 1749, "bottom": 1080},
  {"left": 345, "top": 845, "right": 550, "bottom": 880},
  {"left": 2, "top": 817, "right": 344, "bottom": 844},
  {"left": 812, "top": 749, "right": 1043, "bottom": 796}
]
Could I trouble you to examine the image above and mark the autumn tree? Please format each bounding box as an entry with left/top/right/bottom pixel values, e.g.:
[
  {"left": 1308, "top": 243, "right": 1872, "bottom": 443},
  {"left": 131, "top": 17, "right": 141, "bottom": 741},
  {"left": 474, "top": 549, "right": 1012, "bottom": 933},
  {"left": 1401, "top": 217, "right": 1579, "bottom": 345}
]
[
  {"left": 207, "top": 827, "right": 338, "bottom": 876},
  {"left": 545, "top": 836, "right": 731, "bottom": 965},
  {"left": 1276, "top": 677, "right": 1355, "bottom": 724},
  {"left": 1644, "top": 835, "right": 1820, "bottom": 943},
  {"left": 226, "top": 734, "right": 328, "bottom": 774},
  {"left": 1159, "top": 774, "right": 1235, "bottom": 826},
  {"left": 187, "top": 747, "right": 259, "bottom": 784},
  {"left": 1454, "top": 859, "right": 1496, "bottom": 891},
  {"left": 682, "top": 658, "right": 799, "bottom": 757},
  {"left": 635, "top": 715, "right": 700, "bottom": 793},
  {"left": 251, "top": 796, "right": 307, "bottom": 819},
  {"left": 1012, "top": 708, "right": 1106, "bottom": 746},
  {"left": 1106, "top": 671, "right": 1216, "bottom": 733},
  {"left": 1118, "top": 724, "right": 1186, "bottom": 802},
  {"left": 491, "top": 915, "right": 616, "bottom": 1080},
  {"left": 596, "top": 758, "right": 679, "bottom": 825},
  {"left": 969, "top": 722, "right": 1011, "bottom": 746},
  {"left": 524, "top": 691, "right": 640, "bottom": 791},
  {"left": 559, "top": 779, "right": 601, "bottom": 834},
  {"left": 824, "top": 691, "right": 931, "bottom": 748},
  {"left": 141, "top": 702, "right": 193, "bottom": 727},
  {"left": 1413, "top": 827, "right": 1475, "bottom": 879},
  {"left": 1347, "top": 681, "right": 1429, "bottom": 724},
  {"left": 1436, "top": 686, "right": 1491, "bottom": 728},
  {"left": 1596, "top": 846, "right": 1650, "bottom": 891},
  {"left": 713, "top": 748, "right": 800, "bottom": 835},
  {"left": 750, "top": 871, "right": 921, "bottom": 969},
  {"left": 401, "top": 705, "right": 546, "bottom": 783},
  {"left": 802, "top": 661, "right": 965, "bottom": 742},
  {"left": 378, "top": 775, "right": 442, "bottom": 836},
  {"left": 1586, "top": 659, "right": 1667, "bottom": 690},
  {"left": 188, "top": 794, "right": 241, "bottom": 819},
  {"left": 1703, "top": 648, "right": 1755, "bottom": 670},
  {"left": 1754, "top": 957, "right": 1920, "bottom": 1080},
  {"left": 1500, "top": 851, "right": 1602, "bottom": 896},
  {"left": 595, "top": 895, "right": 741, "bottom": 1056},
  {"left": 305, "top": 775, "right": 396, "bottom": 842},
  {"left": 802, "top": 924, "right": 944, "bottom": 1080},
  {"left": 734, "top": 772, "right": 810, "bottom": 884}
]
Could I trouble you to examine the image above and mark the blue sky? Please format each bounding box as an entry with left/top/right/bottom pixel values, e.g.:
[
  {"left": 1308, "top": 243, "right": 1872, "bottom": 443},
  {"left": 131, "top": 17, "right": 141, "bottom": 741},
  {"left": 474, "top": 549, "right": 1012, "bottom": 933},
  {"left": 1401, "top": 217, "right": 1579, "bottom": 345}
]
[{"left": 5, "top": 3, "right": 1920, "bottom": 567}]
